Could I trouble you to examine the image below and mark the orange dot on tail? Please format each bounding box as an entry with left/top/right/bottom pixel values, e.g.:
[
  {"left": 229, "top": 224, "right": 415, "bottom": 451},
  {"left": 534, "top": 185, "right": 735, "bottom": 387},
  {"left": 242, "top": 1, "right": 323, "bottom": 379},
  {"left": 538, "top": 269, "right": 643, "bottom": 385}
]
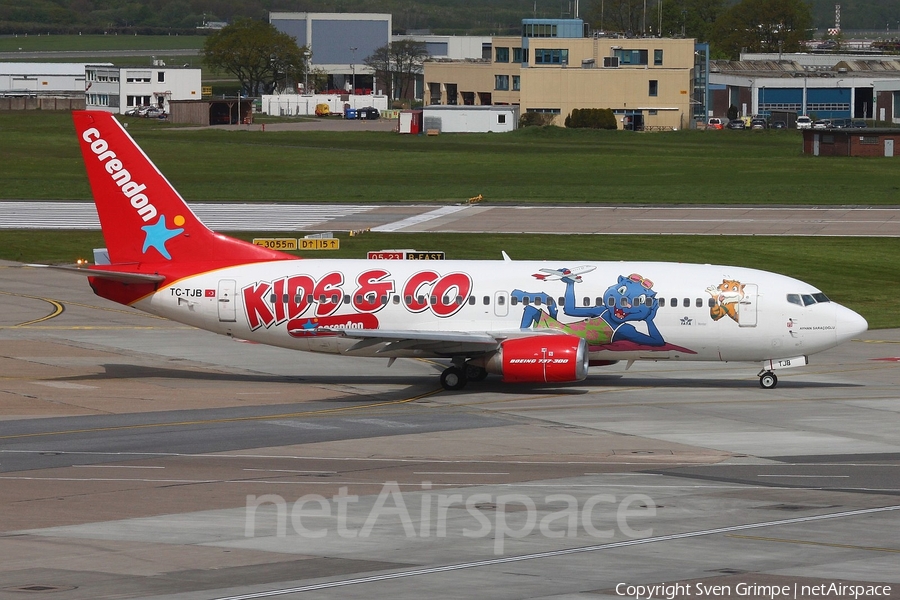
[{"left": 173, "top": 215, "right": 185, "bottom": 227}]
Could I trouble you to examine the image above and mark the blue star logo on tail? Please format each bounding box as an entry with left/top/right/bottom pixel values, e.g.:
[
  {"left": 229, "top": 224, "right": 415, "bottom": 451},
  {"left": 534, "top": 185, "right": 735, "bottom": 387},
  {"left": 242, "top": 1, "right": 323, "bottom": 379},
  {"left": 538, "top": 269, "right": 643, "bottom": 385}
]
[{"left": 141, "top": 215, "right": 183, "bottom": 260}]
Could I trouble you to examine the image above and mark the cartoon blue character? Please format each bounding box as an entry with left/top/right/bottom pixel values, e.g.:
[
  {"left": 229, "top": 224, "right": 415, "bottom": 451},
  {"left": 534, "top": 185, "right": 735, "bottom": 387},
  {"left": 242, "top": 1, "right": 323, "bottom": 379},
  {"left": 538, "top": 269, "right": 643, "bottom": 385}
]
[{"left": 513, "top": 271, "right": 665, "bottom": 348}]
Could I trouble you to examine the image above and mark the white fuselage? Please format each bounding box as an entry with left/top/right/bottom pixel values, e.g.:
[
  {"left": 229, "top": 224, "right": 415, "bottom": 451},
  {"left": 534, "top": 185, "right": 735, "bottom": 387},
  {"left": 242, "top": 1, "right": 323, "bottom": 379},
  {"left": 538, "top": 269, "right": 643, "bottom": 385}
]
[{"left": 134, "top": 259, "right": 865, "bottom": 365}]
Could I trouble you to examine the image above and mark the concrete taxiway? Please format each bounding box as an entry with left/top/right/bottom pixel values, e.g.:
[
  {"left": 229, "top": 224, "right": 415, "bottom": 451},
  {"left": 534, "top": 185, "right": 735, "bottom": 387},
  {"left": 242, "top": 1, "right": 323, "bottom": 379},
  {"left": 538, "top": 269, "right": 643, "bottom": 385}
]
[
  {"left": 4, "top": 203, "right": 900, "bottom": 236},
  {"left": 1, "top": 260, "right": 899, "bottom": 600}
]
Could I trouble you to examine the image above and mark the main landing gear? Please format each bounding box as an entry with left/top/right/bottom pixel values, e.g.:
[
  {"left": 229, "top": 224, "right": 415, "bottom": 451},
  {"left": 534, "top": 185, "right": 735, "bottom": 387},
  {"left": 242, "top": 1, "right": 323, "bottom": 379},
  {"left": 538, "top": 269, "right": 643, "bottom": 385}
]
[
  {"left": 439, "top": 362, "right": 489, "bottom": 391},
  {"left": 758, "top": 370, "right": 778, "bottom": 389}
]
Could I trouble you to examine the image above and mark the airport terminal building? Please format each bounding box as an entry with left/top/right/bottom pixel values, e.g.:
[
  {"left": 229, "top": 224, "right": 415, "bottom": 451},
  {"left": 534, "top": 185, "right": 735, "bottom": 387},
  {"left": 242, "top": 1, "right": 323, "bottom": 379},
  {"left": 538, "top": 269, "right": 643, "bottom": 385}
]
[{"left": 423, "top": 19, "right": 707, "bottom": 131}]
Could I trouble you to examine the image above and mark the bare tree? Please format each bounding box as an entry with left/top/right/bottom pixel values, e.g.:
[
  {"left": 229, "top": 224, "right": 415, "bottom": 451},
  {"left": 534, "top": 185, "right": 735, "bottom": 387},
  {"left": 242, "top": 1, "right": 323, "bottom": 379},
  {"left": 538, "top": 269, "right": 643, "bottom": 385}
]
[{"left": 364, "top": 40, "right": 429, "bottom": 100}]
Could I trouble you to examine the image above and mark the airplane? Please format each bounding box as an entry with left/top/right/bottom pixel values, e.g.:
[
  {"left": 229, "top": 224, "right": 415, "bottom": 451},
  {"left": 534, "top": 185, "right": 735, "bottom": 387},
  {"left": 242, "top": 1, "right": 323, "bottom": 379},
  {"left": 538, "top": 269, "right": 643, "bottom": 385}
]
[
  {"left": 533, "top": 266, "right": 595, "bottom": 282},
  {"left": 50, "top": 110, "right": 868, "bottom": 391}
]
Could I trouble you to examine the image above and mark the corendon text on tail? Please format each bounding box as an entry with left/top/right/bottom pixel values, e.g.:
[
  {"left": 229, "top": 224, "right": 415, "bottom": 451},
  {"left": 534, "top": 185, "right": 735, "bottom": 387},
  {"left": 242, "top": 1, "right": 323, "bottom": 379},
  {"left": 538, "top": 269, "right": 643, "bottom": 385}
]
[{"left": 60, "top": 110, "right": 868, "bottom": 391}]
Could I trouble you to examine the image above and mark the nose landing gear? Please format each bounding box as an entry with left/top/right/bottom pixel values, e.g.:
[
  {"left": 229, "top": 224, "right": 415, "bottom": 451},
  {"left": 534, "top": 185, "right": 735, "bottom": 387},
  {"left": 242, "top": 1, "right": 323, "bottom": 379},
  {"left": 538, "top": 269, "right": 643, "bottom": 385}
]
[{"left": 758, "top": 370, "right": 778, "bottom": 389}]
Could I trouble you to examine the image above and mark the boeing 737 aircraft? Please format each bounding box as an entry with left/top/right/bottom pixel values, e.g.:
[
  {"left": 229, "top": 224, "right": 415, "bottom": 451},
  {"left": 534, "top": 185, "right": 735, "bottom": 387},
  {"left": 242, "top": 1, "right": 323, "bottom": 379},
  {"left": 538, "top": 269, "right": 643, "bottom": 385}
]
[{"left": 57, "top": 110, "right": 868, "bottom": 390}]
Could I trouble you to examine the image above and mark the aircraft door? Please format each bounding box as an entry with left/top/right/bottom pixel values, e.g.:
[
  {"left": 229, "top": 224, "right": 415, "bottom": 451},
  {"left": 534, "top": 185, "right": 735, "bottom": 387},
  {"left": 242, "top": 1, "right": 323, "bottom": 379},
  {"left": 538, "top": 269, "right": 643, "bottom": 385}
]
[
  {"left": 494, "top": 291, "right": 509, "bottom": 317},
  {"left": 217, "top": 279, "right": 237, "bottom": 322},
  {"left": 738, "top": 283, "right": 758, "bottom": 327}
]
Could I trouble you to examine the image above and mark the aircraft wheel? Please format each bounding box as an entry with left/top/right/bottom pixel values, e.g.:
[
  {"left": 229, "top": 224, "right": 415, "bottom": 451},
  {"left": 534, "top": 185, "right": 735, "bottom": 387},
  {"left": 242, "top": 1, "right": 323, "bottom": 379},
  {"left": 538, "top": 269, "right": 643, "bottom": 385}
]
[
  {"left": 465, "top": 365, "right": 489, "bottom": 382},
  {"left": 759, "top": 371, "right": 778, "bottom": 389},
  {"left": 440, "top": 367, "right": 467, "bottom": 391}
]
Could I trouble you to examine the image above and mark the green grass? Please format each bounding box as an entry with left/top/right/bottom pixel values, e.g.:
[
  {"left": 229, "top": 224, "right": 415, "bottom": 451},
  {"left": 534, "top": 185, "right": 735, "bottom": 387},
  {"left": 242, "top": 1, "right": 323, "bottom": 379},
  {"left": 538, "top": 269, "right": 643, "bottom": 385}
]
[
  {"left": 1, "top": 230, "right": 897, "bottom": 329},
  {"left": 0, "top": 34, "right": 206, "bottom": 52},
  {"left": 2, "top": 111, "right": 900, "bottom": 204}
]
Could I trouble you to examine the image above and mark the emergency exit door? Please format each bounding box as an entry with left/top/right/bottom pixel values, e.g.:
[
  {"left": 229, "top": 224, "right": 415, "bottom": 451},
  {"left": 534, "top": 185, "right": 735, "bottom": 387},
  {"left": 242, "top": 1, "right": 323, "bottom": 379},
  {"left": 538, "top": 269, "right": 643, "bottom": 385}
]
[{"left": 218, "top": 279, "right": 236, "bottom": 322}]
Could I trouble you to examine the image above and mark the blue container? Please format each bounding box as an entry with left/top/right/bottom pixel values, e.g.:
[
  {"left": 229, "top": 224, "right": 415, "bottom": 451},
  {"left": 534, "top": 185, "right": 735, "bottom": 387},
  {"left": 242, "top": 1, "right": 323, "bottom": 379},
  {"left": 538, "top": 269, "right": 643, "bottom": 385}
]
[{"left": 345, "top": 108, "right": 357, "bottom": 119}]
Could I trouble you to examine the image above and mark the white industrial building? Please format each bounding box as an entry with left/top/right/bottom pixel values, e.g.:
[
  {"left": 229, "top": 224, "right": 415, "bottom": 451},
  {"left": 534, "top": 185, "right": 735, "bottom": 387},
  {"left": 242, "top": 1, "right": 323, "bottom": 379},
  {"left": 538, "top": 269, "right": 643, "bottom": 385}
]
[
  {"left": 85, "top": 65, "right": 202, "bottom": 113},
  {"left": 0, "top": 63, "right": 92, "bottom": 96},
  {"left": 261, "top": 93, "right": 389, "bottom": 116}
]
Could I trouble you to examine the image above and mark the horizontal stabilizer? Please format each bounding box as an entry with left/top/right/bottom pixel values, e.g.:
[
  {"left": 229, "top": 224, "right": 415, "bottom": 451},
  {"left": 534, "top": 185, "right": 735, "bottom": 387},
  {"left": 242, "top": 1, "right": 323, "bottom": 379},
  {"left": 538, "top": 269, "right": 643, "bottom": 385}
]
[{"left": 27, "top": 264, "right": 165, "bottom": 283}]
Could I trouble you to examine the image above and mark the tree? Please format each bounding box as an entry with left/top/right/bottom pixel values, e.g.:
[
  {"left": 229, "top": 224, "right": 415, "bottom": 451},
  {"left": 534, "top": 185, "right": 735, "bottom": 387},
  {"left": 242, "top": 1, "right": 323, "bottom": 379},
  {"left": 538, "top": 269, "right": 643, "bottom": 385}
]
[
  {"left": 364, "top": 40, "right": 429, "bottom": 100},
  {"left": 657, "top": 0, "right": 725, "bottom": 41},
  {"left": 711, "top": 0, "right": 812, "bottom": 59},
  {"left": 203, "top": 19, "right": 308, "bottom": 96}
]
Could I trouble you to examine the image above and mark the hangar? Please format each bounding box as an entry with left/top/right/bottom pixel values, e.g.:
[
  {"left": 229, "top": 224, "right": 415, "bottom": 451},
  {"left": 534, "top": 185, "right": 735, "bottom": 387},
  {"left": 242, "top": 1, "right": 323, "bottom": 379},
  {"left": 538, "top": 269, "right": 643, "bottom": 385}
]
[{"left": 709, "top": 54, "right": 900, "bottom": 124}]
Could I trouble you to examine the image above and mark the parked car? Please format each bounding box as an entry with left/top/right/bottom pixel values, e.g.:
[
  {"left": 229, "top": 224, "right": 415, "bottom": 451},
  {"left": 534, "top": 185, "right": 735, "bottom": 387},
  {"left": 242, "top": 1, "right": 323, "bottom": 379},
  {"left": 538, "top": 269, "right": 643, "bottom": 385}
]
[
  {"left": 772, "top": 121, "right": 787, "bottom": 129},
  {"left": 357, "top": 106, "right": 380, "bottom": 120},
  {"left": 796, "top": 115, "right": 812, "bottom": 130},
  {"left": 727, "top": 119, "right": 746, "bottom": 130},
  {"left": 813, "top": 119, "right": 832, "bottom": 129},
  {"left": 707, "top": 117, "right": 724, "bottom": 130},
  {"left": 831, "top": 118, "right": 851, "bottom": 129},
  {"left": 750, "top": 117, "right": 768, "bottom": 129},
  {"left": 851, "top": 120, "right": 868, "bottom": 129}
]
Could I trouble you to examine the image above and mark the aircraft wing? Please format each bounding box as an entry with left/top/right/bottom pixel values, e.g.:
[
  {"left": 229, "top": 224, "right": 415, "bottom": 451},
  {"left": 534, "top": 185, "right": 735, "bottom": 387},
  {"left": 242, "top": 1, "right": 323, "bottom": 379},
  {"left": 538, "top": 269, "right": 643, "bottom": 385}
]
[{"left": 333, "top": 328, "right": 556, "bottom": 357}]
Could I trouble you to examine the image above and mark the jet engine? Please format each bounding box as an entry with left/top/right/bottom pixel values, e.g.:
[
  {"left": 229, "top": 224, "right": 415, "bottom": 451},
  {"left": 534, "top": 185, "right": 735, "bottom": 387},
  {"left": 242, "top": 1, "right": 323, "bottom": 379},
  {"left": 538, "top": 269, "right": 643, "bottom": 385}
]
[{"left": 473, "top": 335, "right": 589, "bottom": 383}]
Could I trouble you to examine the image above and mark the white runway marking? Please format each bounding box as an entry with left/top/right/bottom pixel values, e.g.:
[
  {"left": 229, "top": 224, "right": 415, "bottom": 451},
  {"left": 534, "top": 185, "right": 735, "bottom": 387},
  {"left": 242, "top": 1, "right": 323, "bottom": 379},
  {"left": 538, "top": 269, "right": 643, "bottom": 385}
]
[{"left": 370, "top": 205, "right": 470, "bottom": 232}]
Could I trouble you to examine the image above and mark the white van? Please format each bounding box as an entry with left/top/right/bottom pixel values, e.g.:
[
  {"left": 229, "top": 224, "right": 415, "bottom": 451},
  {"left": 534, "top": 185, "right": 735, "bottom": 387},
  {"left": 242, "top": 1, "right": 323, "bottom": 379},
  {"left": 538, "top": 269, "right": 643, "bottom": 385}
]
[{"left": 796, "top": 115, "right": 812, "bottom": 130}]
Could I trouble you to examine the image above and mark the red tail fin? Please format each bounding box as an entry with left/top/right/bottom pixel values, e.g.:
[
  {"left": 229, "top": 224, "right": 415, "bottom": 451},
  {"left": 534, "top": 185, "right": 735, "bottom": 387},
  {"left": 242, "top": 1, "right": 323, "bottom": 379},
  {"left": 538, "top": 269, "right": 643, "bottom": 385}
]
[{"left": 73, "top": 110, "right": 289, "bottom": 267}]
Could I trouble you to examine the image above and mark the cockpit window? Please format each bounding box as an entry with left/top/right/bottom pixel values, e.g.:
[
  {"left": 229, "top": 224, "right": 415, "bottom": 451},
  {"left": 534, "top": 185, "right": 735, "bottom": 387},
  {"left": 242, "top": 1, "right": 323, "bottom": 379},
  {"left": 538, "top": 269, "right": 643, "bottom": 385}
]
[
  {"left": 801, "top": 294, "right": 817, "bottom": 306},
  {"left": 812, "top": 293, "right": 830, "bottom": 303},
  {"left": 786, "top": 294, "right": 802, "bottom": 306}
]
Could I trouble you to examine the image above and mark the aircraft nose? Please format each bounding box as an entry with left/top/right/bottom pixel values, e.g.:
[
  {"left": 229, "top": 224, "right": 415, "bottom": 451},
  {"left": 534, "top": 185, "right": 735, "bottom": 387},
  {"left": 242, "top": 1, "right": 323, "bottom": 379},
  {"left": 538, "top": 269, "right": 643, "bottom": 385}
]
[{"left": 834, "top": 304, "right": 868, "bottom": 344}]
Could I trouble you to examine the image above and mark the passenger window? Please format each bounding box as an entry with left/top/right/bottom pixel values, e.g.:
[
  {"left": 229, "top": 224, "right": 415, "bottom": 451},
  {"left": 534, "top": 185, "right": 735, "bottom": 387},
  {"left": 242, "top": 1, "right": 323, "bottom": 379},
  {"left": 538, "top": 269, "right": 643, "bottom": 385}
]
[
  {"left": 405, "top": 294, "right": 413, "bottom": 304},
  {"left": 607, "top": 296, "right": 615, "bottom": 306},
  {"left": 683, "top": 298, "right": 690, "bottom": 308},
  {"left": 307, "top": 295, "right": 314, "bottom": 303},
  {"left": 658, "top": 298, "right": 665, "bottom": 307},
  {"left": 417, "top": 295, "right": 426, "bottom": 304},
  {"left": 523, "top": 297, "right": 530, "bottom": 306},
  {"left": 431, "top": 295, "right": 437, "bottom": 304},
  {"left": 618, "top": 297, "right": 627, "bottom": 307},
  {"left": 456, "top": 295, "right": 464, "bottom": 305},
  {"left": 355, "top": 294, "right": 363, "bottom": 303},
  {"left": 343, "top": 294, "right": 351, "bottom": 304},
  {"left": 707, "top": 297, "right": 716, "bottom": 307},
  {"left": 393, "top": 295, "right": 400, "bottom": 305},
  {"left": 331, "top": 294, "right": 339, "bottom": 303},
  {"left": 296, "top": 295, "right": 304, "bottom": 303},
  {"left": 498, "top": 296, "right": 506, "bottom": 306},
  {"left": 547, "top": 297, "right": 555, "bottom": 306},
  {"left": 320, "top": 294, "right": 326, "bottom": 303},
  {"left": 786, "top": 294, "right": 802, "bottom": 306},
  {"left": 511, "top": 297, "right": 518, "bottom": 306},
  {"left": 468, "top": 296, "right": 476, "bottom": 305},
  {"left": 696, "top": 298, "right": 703, "bottom": 308},
  {"left": 269, "top": 294, "right": 277, "bottom": 303},
  {"left": 442, "top": 296, "right": 450, "bottom": 304},
  {"left": 380, "top": 295, "right": 388, "bottom": 304},
  {"left": 558, "top": 297, "right": 565, "bottom": 306},
  {"left": 534, "top": 297, "right": 542, "bottom": 306},
  {"left": 596, "top": 297, "right": 603, "bottom": 306},
  {"left": 483, "top": 296, "right": 490, "bottom": 305}
]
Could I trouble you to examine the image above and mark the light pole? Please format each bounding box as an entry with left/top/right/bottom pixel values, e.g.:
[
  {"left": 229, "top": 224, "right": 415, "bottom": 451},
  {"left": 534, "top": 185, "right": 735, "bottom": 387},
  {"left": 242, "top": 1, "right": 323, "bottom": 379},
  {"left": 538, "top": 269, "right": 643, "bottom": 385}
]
[
  {"left": 350, "top": 46, "right": 357, "bottom": 94},
  {"left": 303, "top": 49, "right": 311, "bottom": 93}
]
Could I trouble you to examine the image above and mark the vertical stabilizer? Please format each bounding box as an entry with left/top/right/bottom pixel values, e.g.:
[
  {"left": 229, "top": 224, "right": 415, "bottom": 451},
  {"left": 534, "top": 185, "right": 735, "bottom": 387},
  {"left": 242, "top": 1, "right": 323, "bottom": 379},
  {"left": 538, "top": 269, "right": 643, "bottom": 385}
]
[{"left": 73, "top": 110, "right": 290, "bottom": 267}]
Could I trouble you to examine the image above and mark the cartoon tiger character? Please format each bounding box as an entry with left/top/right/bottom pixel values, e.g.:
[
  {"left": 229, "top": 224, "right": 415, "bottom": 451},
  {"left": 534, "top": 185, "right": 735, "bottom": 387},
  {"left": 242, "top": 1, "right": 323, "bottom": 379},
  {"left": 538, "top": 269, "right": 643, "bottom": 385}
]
[{"left": 706, "top": 279, "right": 745, "bottom": 323}]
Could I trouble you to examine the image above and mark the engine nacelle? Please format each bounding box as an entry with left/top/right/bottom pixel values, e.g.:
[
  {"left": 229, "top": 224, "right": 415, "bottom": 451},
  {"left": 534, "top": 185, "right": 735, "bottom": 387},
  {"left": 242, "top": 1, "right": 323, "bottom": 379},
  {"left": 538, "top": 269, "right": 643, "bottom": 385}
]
[{"left": 475, "top": 335, "right": 589, "bottom": 383}]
